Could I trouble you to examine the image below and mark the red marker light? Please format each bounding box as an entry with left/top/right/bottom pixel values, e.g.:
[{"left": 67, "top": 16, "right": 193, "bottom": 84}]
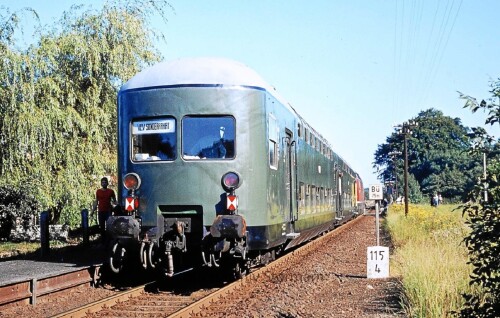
[
  {"left": 221, "top": 172, "right": 241, "bottom": 192},
  {"left": 123, "top": 173, "right": 141, "bottom": 190}
]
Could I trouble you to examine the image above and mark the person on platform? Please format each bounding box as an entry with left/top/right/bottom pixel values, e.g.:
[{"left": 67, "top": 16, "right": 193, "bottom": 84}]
[{"left": 92, "top": 177, "right": 116, "bottom": 241}]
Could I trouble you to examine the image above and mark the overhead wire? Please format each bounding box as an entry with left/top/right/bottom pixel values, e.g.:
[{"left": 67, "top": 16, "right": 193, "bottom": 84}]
[
  {"left": 406, "top": 0, "right": 425, "bottom": 110},
  {"left": 417, "top": 0, "right": 453, "bottom": 105},
  {"left": 393, "top": 0, "right": 463, "bottom": 117},
  {"left": 419, "top": 0, "right": 463, "bottom": 106},
  {"left": 416, "top": 0, "right": 441, "bottom": 106},
  {"left": 393, "top": 0, "right": 406, "bottom": 119},
  {"left": 392, "top": 0, "right": 399, "bottom": 117}
]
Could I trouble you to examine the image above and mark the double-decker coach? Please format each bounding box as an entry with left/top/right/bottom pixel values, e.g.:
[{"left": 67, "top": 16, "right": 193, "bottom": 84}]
[{"left": 108, "top": 57, "right": 363, "bottom": 278}]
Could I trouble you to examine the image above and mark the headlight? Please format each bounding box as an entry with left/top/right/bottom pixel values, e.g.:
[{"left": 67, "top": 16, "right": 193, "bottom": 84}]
[
  {"left": 123, "top": 173, "right": 141, "bottom": 190},
  {"left": 221, "top": 171, "right": 241, "bottom": 192}
]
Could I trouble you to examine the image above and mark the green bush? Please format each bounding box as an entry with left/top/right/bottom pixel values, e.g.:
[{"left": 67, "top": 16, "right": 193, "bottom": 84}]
[
  {"left": 0, "top": 185, "right": 40, "bottom": 241},
  {"left": 458, "top": 159, "right": 500, "bottom": 317}
]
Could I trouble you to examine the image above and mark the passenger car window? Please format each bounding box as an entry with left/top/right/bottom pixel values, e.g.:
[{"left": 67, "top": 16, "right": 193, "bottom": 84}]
[
  {"left": 131, "top": 117, "right": 177, "bottom": 161},
  {"left": 182, "top": 116, "right": 235, "bottom": 160}
]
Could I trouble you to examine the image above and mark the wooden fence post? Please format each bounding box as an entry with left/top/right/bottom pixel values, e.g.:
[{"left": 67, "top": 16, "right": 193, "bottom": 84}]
[
  {"left": 81, "top": 209, "right": 89, "bottom": 246},
  {"left": 40, "top": 211, "right": 50, "bottom": 258}
]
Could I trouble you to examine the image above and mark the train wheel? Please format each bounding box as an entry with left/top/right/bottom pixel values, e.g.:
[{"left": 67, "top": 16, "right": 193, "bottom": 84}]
[
  {"left": 109, "top": 241, "right": 126, "bottom": 274},
  {"left": 147, "top": 242, "right": 159, "bottom": 269},
  {"left": 139, "top": 242, "right": 148, "bottom": 269}
]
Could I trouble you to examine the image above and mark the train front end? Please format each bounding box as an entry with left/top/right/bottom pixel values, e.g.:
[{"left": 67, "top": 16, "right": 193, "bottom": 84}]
[{"left": 109, "top": 58, "right": 268, "bottom": 278}]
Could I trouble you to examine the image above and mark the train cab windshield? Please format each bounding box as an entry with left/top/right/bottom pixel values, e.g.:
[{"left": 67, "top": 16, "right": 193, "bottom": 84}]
[
  {"left": 182, "top": 116, "right": 235, "bottom": 160},
  {"left": 132, "top": 117, "right": 177, "bottom": 161},
  {"left": 131, "top": 116, "right": 235, "bottom": 161}
]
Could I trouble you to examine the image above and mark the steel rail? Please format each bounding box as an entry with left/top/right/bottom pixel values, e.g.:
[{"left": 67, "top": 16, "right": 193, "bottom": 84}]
[
  {"left": 53, "top": 283, "right": 150, "bottom": 318},
  {"left": 54, "top": 215, "right": 364, "bottom": 318},
  {"left": 167, "top": 215, "right": 364, "bottom": 318}
]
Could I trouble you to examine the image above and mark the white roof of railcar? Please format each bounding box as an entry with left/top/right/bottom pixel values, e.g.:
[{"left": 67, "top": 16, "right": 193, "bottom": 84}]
[
  {"left": 120, "top": 57, "right": 295, "bottom": 116},
  {"left": 121, "top": 57, "right": 274, "bottom": 92}
]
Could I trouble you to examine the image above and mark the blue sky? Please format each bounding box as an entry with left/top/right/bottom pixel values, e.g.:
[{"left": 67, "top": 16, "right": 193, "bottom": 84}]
[{"left": 3, "top": 0, "right": 500, "bottom": 186}]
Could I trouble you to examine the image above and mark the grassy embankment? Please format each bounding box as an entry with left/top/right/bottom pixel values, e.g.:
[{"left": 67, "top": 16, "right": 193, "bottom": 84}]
[
  {"left": 386, "top": 204, "right": 480, "bottom": 317},
  {"left": 0, "top": 241, "right": 40, "bottom": 256},
  {"left": 0, "top": 240, "right": 70, "bottom": 258}
]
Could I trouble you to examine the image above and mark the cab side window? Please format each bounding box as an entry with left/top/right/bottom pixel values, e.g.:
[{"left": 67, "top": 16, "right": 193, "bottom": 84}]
[{"left": 269, "top": 114, "right": 279, "bottom": 169}]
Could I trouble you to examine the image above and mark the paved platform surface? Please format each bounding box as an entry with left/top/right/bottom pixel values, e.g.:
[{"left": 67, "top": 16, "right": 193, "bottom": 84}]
[
  {"left": 0, "top": 243, "right": 105, "bottom": 287},
  {"left": 0, "top": 260, "right": 92, "bottom": 286}
]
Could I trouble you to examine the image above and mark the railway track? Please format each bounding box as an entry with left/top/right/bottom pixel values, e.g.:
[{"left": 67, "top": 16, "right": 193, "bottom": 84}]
[{"left": 55, "top": 215, "right": 365, "bottom": 318}]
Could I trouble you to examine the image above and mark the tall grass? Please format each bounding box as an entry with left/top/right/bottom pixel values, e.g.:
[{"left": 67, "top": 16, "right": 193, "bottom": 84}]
[{"left": 386, "top": 204, "right": 477, "bottom": 317}]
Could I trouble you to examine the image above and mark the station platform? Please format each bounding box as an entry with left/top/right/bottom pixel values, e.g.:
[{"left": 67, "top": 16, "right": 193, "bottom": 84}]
[
  {"left": 0, "top": 259, "right": 95, "bottom": 286},
  {"left": 0, "top": 242, "right": 106, "bottom": 306}
]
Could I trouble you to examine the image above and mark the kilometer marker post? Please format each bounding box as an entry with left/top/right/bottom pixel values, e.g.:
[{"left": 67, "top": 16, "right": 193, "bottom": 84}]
[{"left": 367, "top": 184, "right": 389, "bottom": 278}]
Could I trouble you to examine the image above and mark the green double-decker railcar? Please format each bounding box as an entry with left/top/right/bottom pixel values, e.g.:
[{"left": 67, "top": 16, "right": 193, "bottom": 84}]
[{"left": 109, "top": 57, "right": 364, "bottom": 278}]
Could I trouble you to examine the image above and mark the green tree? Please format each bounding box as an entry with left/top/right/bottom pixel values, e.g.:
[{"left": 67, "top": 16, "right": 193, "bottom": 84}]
[
  {"left": 460, "top": 79, "right": 500, "bottom": 127},
  {"left": 0, "top": 1, "right": 171, "bottom": 227},
  {"left": 373, "top": 108, "right": 482, "bottom": 202}
]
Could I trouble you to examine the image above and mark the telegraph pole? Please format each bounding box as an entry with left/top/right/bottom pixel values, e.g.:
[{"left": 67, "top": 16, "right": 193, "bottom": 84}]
[
  {"left": 404, "top": 135, "right": 409, "bottom": 216},
  {"left": 483, "top": 152, "right": 488, "bottom": 202},
  {"left": 475, "top": 138, "right": 489, "bottom": 203},
  {"left": 396, "top": 121, "right": 418, "bottom": 217}
]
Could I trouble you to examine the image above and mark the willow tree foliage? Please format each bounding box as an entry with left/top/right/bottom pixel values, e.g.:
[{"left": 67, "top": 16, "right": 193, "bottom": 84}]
[
  {"left": 0, "top": 1, "right": 171, "bottom": 226},
  {"left": 457, "top": 81, "right": 500, "bottom": 318},
  {"left": 373, "top": 108, "right": 482, "bottom": 203}
]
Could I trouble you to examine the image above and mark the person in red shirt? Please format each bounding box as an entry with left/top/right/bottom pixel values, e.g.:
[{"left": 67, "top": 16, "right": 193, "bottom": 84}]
[{"left": 92, "top": 177, "right": 116, "bottom": 240}]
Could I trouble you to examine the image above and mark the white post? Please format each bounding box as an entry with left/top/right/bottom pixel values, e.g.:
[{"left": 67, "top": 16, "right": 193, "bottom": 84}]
[
  {"left": 484, "top": 152, "right": 488, "bottom": 202},
  {"left": 375, "top": 200, "right": 380, "bottom": 246},
  {"left": 367, "top": 184, "right": 389, "bottom": 279}
]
